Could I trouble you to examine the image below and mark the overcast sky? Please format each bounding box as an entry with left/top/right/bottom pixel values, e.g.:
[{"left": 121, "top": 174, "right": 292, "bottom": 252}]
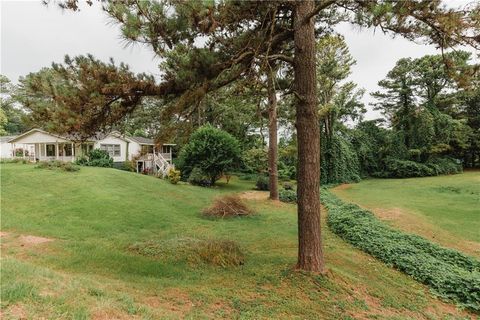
[{"left": 1, "top": 1, "right": 477, "bottom": 120}]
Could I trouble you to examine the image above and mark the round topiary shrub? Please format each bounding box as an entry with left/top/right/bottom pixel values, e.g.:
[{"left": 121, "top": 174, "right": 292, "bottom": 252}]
[{"left": 178, "top": 125, "right": 241, "bottom": 186}]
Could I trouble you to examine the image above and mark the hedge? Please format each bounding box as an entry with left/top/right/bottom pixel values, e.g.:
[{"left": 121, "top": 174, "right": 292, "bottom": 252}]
[
  {"left": 374, "top": 157, "right": 462, "bottom": 178},
  {"left": 321, "top": 189, "right": 480, "bottom": 312}
]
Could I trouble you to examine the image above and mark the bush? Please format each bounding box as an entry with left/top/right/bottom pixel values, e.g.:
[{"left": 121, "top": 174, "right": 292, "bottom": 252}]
[
  {"left": 167, "top": 168, "right": 181, "bottom": 184},
  {"left": 63, "top": 162, "right": 80, "bottom": 172},
  {"left": 188, "top": 167, "right": 212, "bottom": 187},
  {"left": 278, "top": 161, "right": 296, "bottom": 180},
  {"left": 283, "top": 182, "right": 294, "bottom": 190},
  {"left": 202, "top": 195, "right": 254, "bottom": 218},
  {"left": 35, "top": 160, "right": 80, "bottom": 172},
  {"left": 255, "top": 175, "right": 269, "bottom": 191},
  {"left": 322, "top": 189, "right": 480, "bottom": 312},
  {"left": 383, "top": 158, "right": 434, "bottom": 178},
  {"left": 178, "top": 125, "right": 241, "bottom": 185},
  {"left": 378, "top": 157, "right": 463, "bottom": 178},
  {"left": 88, "top": 158, "right": 113, "bottom": 167},
  {"left": 426, "top": 157, "right": 462, "bottom": 175},
  {"left": 114, "top": 161, "right": 135, "bottom": 172},
  {"left": 87, "top": 149, "right": 113, "bottom": 167},
  {"left": 1, "top": 158, "right": 28, "bottom": 164},
  {"left": 74, "top": 156, "right": 89, "bottom": 166},
  {"left": 279, "top": 188, "right": 297, "bottom": 203},
  {"left": 75, "top": 149, "right": 113, "bottom": 168}
]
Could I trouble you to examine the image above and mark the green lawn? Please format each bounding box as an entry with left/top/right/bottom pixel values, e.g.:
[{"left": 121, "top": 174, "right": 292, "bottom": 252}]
[
  {"left": 332, "top": 171, "right": 480, "bottom": 257},
  {"left": 1, "top": 163, "right": 475, "bottom": 319}
]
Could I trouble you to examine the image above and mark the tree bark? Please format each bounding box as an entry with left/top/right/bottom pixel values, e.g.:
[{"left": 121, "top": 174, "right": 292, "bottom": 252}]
[
  {"left": 267, "top": 66, "right": 279, "bottom": 200},
  {"left": 293, "top": 0, "right": 326, "bottom": 273}
]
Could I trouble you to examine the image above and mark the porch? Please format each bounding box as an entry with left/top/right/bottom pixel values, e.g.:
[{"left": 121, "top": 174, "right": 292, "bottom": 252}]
[
  {"left": 11, "top": 142, "right": 93, "bottom": 163},
  {"left": 135, "top": 152, "right": 174, "bottom": 175}
]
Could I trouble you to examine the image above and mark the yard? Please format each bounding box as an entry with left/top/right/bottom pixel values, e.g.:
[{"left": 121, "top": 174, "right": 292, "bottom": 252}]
[
  {"left": 0, "top": 163, "right": 476, "bottom": 319},
  {"left": 332, "top": 171, "right": 480, "bottom": 257}
]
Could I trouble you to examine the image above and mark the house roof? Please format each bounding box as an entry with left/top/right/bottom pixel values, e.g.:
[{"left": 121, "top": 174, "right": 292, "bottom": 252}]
[
  {"left": 7, "top": 128, "right": 174, "bottom": 145},
  {"left": 62, "top": 130, "right": 130, "bottom": 142},
  {"left": 8, "top": 128, "right": 69, "bottom": 143},
  {"left": 126, "top": 136, "right": 155, "bottom": 145},
  {"left": 8, "top": 128, "right": 130, "bottom": 143},
  {"left": 0, "top": 135, "right": 17, "bottom": 143}
]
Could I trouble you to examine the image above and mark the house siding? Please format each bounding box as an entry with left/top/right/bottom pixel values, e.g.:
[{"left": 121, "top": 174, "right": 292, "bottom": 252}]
[
  {"left": 94, "top": 135, "right": 129, "bottom": 163},
  {"left": 127, "top": 141, "right": 142, "bottom": 160}
]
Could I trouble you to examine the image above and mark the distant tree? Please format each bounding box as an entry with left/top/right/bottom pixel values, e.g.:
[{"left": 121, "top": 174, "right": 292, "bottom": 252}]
[
  {"left": 242, "top": 147, "right": 268, "bottom": 174},
  {"left": 372, "top": 52, "right": 476, "bottom": 160},
  {"left": 454, "top": 77, "right": 480, "bottom": 167},
  {"left": 316, "top": 35, "right": 365, "bottom": 183},
  {"left": 1, "top": 75, "right": 28, "bottom": 135},
  {"left": 178, "top": 125, "right": 241, "bottom": 186},
  {"left": 0, "top": 109, "right": 7, "bottom": 136}
]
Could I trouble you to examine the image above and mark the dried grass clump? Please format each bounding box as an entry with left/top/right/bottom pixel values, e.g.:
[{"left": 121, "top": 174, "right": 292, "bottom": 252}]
[
  {"left": 195, "top": 239, "right": 245, "bottom": 267},
  {"left": 128, "top": 237, "right": 245, "bottom": 268},
  {"left": 202, "top": 195, "right": 254, "bottom": 218}
]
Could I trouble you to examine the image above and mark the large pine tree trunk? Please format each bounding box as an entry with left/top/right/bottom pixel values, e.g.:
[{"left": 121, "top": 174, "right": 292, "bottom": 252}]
[
  {"left": 293, "top": 0, "right": 326, "bottom": 273},
  {"left": 267, "top": 67, "right": 279, "bottom": 200}
]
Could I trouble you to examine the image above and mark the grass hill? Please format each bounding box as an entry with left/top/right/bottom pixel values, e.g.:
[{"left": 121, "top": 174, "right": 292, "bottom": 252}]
[{"left": 0, "top": 163, "right": 475, "bottom": 319}]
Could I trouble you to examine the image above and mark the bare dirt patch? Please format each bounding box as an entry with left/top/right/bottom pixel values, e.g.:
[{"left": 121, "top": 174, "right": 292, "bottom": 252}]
[
  {"left": 333, "top": 184, "right": 352, "bottom": 191},
  {"left": 91, "top": 308, "right": 141, "bottom": 320},
  {"left": 143, "top": 288, "right": 194, "bottom": 317},
  {"left": 238, "top": 191, "right": 269, "bottom": 201},
  {"left": 0, "top": 231, "right": 11, "bottom": 238},
  {"left": 18, "top": 235, "right": 53, "bottom": 247},
  {"left": 4, "top": 304, "right": 27, "bottom": 319},
  {"left": 1, "top": 233, "right": 55, "bottom": 256}
]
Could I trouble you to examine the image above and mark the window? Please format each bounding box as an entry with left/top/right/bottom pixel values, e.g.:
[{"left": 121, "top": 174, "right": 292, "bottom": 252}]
[
  {"left": 64, "top": 144, "right": 73, "bottom": 156},
  {"left": 141, "top": 145, "right": 154, "bottom": 154},
  {"left": 81, "top": 144, "right": 94, "bottom": 155},
  {"left": 100, "top": 144, "right": 121, "bottom": 157},
  {"left": 162, "top": 145, "right": 170, "bottom": 154},
  {"left": 46, "top": 144, "right": 56, "bottom": 157}
]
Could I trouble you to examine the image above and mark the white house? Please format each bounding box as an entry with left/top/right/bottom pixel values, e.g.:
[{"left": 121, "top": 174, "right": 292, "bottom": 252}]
[
  {"left": 0, "top": 135, "right": 30, "bottom": 159},
  {"left": 6, "top": 128, "right": 175, "bottom": 174}
]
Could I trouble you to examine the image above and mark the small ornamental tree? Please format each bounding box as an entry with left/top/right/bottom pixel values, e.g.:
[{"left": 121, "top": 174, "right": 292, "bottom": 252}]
[{"left": 178, "top": 125, "right": 240, "bottom": 186}]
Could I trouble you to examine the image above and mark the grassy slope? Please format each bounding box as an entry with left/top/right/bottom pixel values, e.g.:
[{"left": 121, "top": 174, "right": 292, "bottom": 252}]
[
  {"left": 332, "top": 172, "right": 480, "bottom": 257},
  {"left": 1, "top": 164, "right": 474, "bottom": 319}
]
